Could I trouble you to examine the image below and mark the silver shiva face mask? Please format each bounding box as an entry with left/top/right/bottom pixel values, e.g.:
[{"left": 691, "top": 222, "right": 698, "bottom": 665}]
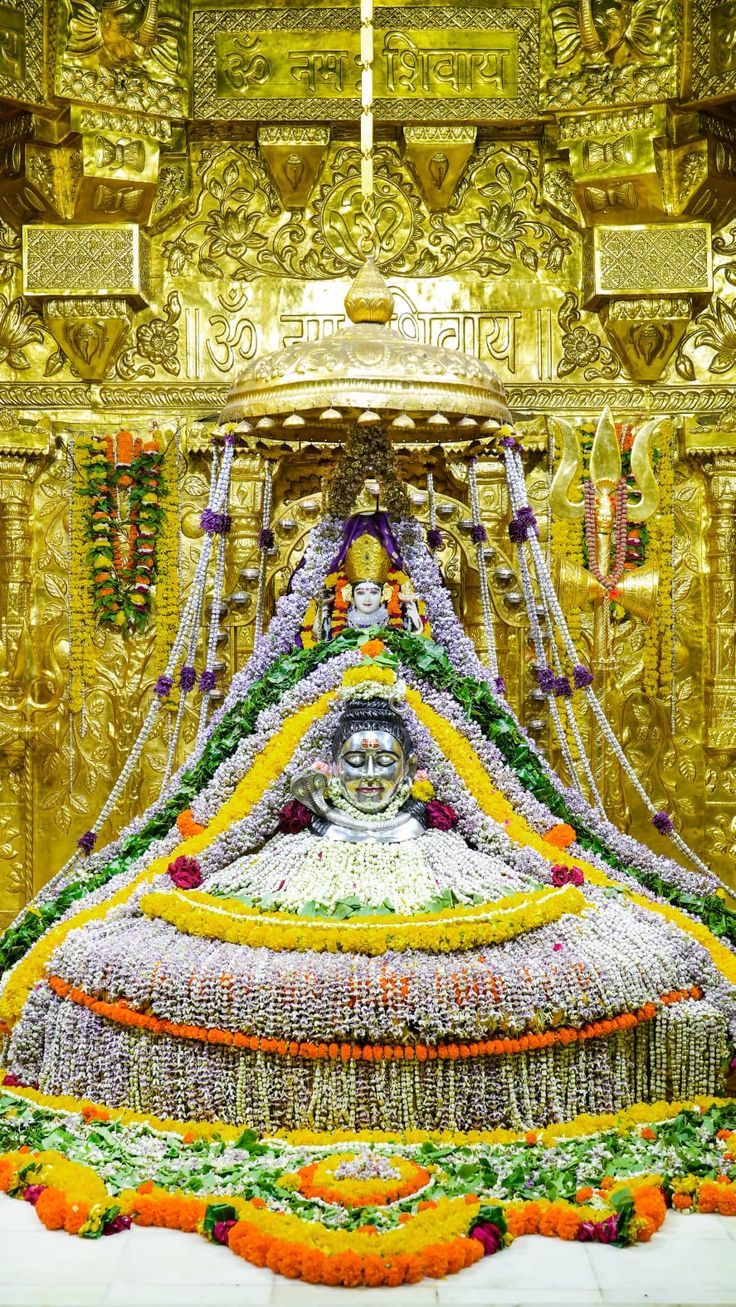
[{"left": 336, "top": 729, "right": 406, "bottom": 813}]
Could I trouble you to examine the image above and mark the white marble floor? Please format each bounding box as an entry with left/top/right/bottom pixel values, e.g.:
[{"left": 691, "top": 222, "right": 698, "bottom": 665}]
[{"left": 2, "top": 1192, "right": 736, "bottom": 1307}]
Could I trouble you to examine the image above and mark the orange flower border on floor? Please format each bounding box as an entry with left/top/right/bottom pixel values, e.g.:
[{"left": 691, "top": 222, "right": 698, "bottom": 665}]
[
  {"left": 0, "top": 1146, "right": 678, "bottom": 1286},
  {"left": 295, "top": 1152, "right": 431, "bottom": 1207}
]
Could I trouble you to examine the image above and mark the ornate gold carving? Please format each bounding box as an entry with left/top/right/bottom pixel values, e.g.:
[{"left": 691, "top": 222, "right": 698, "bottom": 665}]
[
  {"left": 193, "top": 5, "right": 538, "bottom": 123},
  {"left": 557, "top": 292, "right": 621, "bottom": 379},
  {"left": 258, "top": 125, "right": 330, "bottom": 210},
  {"left": 115, "top": 290, "right": 181, "bottom": 379},
  {"left": 0, "top": 140, "right": 73, "bottom": 230},
  {"left": 162, "top": 142, "right": 571, "bottom": 283},
  {"left": 601, "top": 296, "right": 692, "bottom": 381},
  {"left": 42, "top": 297, "right": 133, "bottom": 380},
  {"left": 543, "top": 0, "right": 678, "bottom": 111},
  {"left": 55, "top": 0, "right": 187, "bottom": 118},
  {"left": 403, "top": 125, "right": 476, "bottom": 212},
  {"left": 72, "top": 106, "right": 174, "bottom": 144},
  {"left": 565, "top": 105, "right": 669, "bottom": 225},
  {"left": 0, "top": 0, "right": 44, "bottom": 108},
  {"left": 691, "top": 0, "right": 736, "bottom": 103},
  {"left": 22, "top": 223, "right": 152, "bottom": 305},
  {"left": 583, "top": 223, "right": 712, "bottom": 303}
]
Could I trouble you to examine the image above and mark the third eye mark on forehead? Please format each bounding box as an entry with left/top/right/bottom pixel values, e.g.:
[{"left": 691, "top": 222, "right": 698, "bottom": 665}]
[{"left": 343, "top": 749, "right": 400, "bottom": 767}]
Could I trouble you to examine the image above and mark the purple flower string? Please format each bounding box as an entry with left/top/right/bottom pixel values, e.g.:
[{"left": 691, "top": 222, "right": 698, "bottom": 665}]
[
  {"left": 200, "top": 508, "right": 231, "bottom": 535},
  {"left": 470, "top": 523, "right": 487, "bottom": 545},
  {"left": 77, "top": 830, "right": 97, "bottom": 854},
  {"left": 553, "top": 675, "right": 573, "bottom": 699},
  {"left": 500, "top": 434, "right": 519, "bottom": 450},
  {"left": 508, "top": 506, "right": 538, "bottom": 544},
  {"left": 154, "top": 674, "right": 173, "bottom": 699},
  {"left": 493, "top": 674, "right": 506, "bottom": 696},
  {"left": 199, "top": 669, "right": 217, "bottom": 693},
  {"left": 573, "top": 663, "right": 594, "bottom": 689},
  {"left": 535, "top": 666, "right": 556, "bottom": 693},
  {"left": 652, "top": 810, "right": 674, "bottom": 836},
  {"left": 258, "top": 527, "right": 275, "bottom": 550},
  {"left": 179, "top": 665, "right": 197, "bottom": 692},
  {"left": 427, "top": 526, "right": 444, "bottom": 551}
]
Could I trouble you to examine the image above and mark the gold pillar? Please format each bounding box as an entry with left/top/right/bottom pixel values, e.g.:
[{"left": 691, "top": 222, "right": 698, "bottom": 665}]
[{"left": 0, "top": 437, "right": 50, "bottom": 928}]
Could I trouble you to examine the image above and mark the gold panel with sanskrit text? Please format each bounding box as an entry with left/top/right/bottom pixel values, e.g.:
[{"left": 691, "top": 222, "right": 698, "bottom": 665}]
[{"left": 194, "top": 4, "right": 538, "bottom": 122}]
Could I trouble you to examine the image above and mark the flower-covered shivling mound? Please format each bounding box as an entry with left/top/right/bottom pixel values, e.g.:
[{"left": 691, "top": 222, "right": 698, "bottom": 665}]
[{"left": 2, "top": 499, "right": 736, "bottom": 1287}]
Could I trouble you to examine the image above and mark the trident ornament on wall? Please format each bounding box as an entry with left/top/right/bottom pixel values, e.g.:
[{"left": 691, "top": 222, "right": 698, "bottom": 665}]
[{"left": 550, "top": 406, "right": 664, "bottom": 668}]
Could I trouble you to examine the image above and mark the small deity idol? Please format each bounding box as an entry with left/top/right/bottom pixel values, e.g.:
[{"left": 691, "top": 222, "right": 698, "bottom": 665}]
[{"left": 299, "top": 512, "right": 429, "bottom": 647}]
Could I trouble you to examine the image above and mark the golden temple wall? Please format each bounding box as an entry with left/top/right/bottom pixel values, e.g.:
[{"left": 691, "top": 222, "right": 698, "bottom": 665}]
[{"left": 0, "top": 0, "right": 735, "bottom": 926}]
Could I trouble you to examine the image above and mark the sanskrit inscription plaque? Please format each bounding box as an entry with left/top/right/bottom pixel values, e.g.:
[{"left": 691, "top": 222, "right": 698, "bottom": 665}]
[
  {"left": 194, "top": 6, "right": 537, "bottom": 122},
  {"left": 216, "top": 29, "right": 517, "bottom": 102}
]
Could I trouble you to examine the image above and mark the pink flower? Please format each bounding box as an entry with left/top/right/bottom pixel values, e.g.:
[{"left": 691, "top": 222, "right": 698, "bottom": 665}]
[
  {"left": 278, "top": 799, "right": 313, "bottom": 834},
  {"left": 167, "top": 855, "right": 203, "bottom": 890},
  {"left": 551, "top": 863, "right": 584, "bottom": 887},
  {"left": 23, "top": 1185, "right": 44, "bottom": 1206},
  {"left": 213, "top": 1219, "right": 237, "bottom": 1245},
  {"left": 470, "top": 1221, "right": 502, "bottom": 1255},
  {"left": 426, "top": 800, "right": 458, "bottom": 831},
  {"left": 311, "top": 760, "right": 332, "bottom": 776},
  {"left": 103, "top": 1214, "right": 132, "bottom": 1235},
  {"left": 553, "top": 942, "right": 563, "bottom": 951}
]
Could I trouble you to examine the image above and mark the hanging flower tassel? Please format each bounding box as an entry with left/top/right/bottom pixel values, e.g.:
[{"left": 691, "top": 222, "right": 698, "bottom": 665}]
[
  {"left": 196, "top": 434, "right": 235, "bottom": 749},
  {"left": 468, "top": 457, "right": 503, "bottom": 694},
  {"left": 254, "top": 463, "right": 273, "bottom": 641},
  {"left": 161, "top": 444, "right": 222, "bottom": 793},
  {"left": 426, "top": 471, "right": 443, "bottom": 551}
]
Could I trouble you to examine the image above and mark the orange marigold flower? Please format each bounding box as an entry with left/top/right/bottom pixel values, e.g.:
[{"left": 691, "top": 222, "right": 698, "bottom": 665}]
[
  {"left": 176, "top": 808, "right": 205, "bottom": 837},
  {"left": 35, "top": 1187, "right": 67, "bottom": 1231},
  {"left": 0, "top": 1157, "right": 17, "bottom": 1192},
  {"left": 640, "top": 1127, "right": 657, "bottom": 1141},
  {"left": 576, "top": 1187, "right": 593, "bottom": 1203},
  {"left": 359, "top": 639, "right": 386, "bottom": 658},
  {"left": 543, "top": 823, "right": 577, "bottom": 849},
  {"left": 672, "top": 1194, "right": 692, "bottom": 1210}
]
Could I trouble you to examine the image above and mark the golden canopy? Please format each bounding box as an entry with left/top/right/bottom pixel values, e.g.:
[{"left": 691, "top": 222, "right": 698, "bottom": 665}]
[{"left": 219, "top": 260, "right": 512, "bottom": 440}]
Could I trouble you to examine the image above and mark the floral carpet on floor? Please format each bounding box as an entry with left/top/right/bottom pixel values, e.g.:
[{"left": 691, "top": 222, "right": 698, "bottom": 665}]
[{"left": 2, "top": 1088, "right": 736, "bottom": 1287}]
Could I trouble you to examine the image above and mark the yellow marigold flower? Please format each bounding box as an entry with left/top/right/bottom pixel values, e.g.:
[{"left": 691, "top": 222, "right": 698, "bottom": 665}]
[
  {"left": 342, "top": 665, "right": 395, "bottom": 687},
  {"left": 411, "top": 778, "right": 436, "bottom": 801},
  {"left": 276, "top": 1173, "right": 301, "bottom": 1191}
]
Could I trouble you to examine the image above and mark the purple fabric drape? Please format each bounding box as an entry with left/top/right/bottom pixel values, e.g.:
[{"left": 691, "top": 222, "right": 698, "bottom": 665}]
[{"left": 328, "top": 512, "right": 404, "bottom": 574}]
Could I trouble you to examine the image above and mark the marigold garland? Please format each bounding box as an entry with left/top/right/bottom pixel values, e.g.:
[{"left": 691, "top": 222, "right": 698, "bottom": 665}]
[
  {"left": 45, "top": 973, "right": 699, "bottom": 1060},
  {"left": 149, "top": 427, "right": 180, "bottom": 685},
  {"left": 0, "top": 1148, "right": 680, "bottom": 1284},
  {"left": 295, "top": 1153, "right": 431, "bottom": 1207},
  {"left": 138, "top": 883, "right": 586, "bottom": 955},
  {"left": 68, "top": 440, "right": 96, "bottom": 715}
]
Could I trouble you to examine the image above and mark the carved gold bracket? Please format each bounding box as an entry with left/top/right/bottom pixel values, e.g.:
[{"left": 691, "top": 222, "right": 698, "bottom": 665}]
[
  {"left": 22, "top": 222, "right": 152, "bottom": 379},
  {"left": 545, "top": 106, "right": 728, "bottom": 381},
  {"left": 258, "top": 126, "right": 330, "bottom": 209},
  {"left": 403, "top": 126, "right": 476, "bottom": 212}
]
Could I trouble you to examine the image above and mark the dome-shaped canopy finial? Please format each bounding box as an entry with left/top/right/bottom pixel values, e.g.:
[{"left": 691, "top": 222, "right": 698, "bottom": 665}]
[{"left": 344, "top": 258, "right": 394, "bottom": 325}]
